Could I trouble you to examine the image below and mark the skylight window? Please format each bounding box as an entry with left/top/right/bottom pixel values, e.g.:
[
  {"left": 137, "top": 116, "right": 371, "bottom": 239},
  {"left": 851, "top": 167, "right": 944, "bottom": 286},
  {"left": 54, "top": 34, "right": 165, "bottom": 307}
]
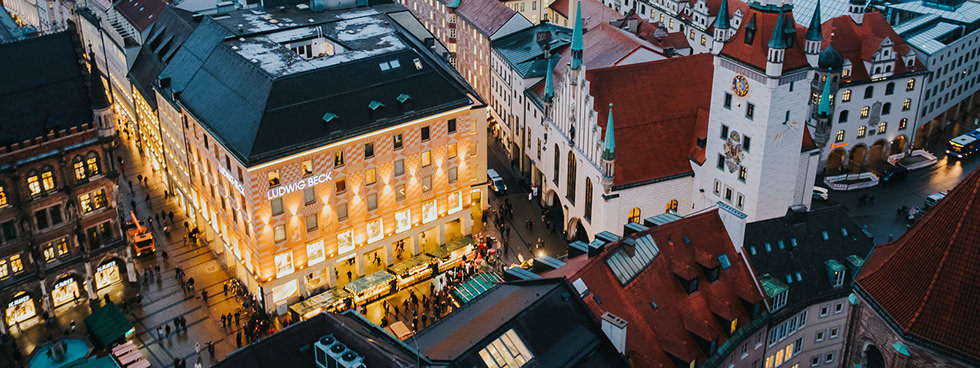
[
  {"left": 479, "top": 329, "right": 534, "bottom": 368},
  {"left": 719, "top": 254, "right": 731, "bottom": 269},
  {"left": 821, "top": 231, "right": 829, "bottom": 241},
  {"left": 413, "top": 58, "right": 423, "bottom": 70},
  {"left": 379, "top": 62, "right": 390, "bottom": 71},
  {"left": 778, "top": 240, "right": 785, "bottom": 250},
  {"left": 379, "top": 59, "right": 402, "bottom": 71},
  {"left": 795, "top": 272, "right": 802, "bottom": 282},
  {"left": 765, "top": 243, "right": 772, "bottom": 252},
  {"left": 750, "top": 246, "right": 757, "bottom": 255},
  {"left": 790, "top": 238, "right": 798, "bottom": 247},
  {"left": 786, "top": 274, "right": 794, "bottom": 284},
  {"left": 390, "top": 59, "right": 401, "bottom": 68},
  {"left": 841, "top": 228, "right": 848, "bottom": 237}
]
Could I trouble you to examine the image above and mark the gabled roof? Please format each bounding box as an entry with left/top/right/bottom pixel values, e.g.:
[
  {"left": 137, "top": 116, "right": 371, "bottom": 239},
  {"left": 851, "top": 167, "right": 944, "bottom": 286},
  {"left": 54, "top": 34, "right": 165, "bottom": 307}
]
[
  {"left": 587, "top": 53, "right": 713, "bottom": 187},
  {"left": 720, "top": 3, "right": 810, "bottom": 73},
  {"left": 0, "top": 31, "right": 94, "bottom": 146},
  {"left": 856, "top": 166, "right": 980, "bottom": 363},
  {"left": 744, "top": 206, "right": 873, "bottom": 311},
  {"left": 610, "top": 11, "right": 691, "bottom": 52},
  {"left": 490, "top": 22, "right": 572, "bottom": 78},
  {"left": 113, "top": 0, "right": 167, "bottom": 32},
  {"left": 544, "top": 210, "right": 764, "bottom": 367},
  {"left": 128, "top": 5, "right": 198, "bottom": 109},
  {"left": 446, "top": 0, "right": 520, "bottom": 36},
  {"left": 821, "top": 12, "right": 926, "bottom": 82}
]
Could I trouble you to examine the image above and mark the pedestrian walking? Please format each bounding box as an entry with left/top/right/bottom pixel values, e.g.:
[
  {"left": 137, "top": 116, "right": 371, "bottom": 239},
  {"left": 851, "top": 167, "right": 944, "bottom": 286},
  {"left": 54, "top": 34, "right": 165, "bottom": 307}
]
[
  {"left": 70, "top": 320, "right": 76, "bottom": 334},
  {"left": 157, "top": 326, "right": 163, "bottom": 339},
  {"left": 234, "top": 311, "right": 240, "bottom": 325},
  {"left": 202, "top": 290, "right": 208, "bottom": 303},
  {"left": 236, "top": 331, "right": 242, "bottom": 347},
  {"left": 207, "top": 341, "right": 215, "bottom": 358},
  {"left": 195, "top": 342, "right": 201, "bottom": 355},
  {"left": 221, "top": 315, "right": 227, "bottom": 327},
  {"left": 165, "top": 324, "right": 171, "bottom": 336},
  {"left": 347, "top": 270, "right": 352, "bottom": 282},
  {"left": 223, "top": 282, "right": 229, "bottom": 296}
]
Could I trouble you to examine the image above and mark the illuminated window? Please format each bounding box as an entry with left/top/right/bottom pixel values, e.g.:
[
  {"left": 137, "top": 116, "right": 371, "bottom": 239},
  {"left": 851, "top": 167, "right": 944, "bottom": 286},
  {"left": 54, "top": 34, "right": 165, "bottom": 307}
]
[
  {"left": 422, "top": 200, "right": 437, "bottom": 223},
  {"left": 785, "top": 344, "right": 794, "bottom": 360},
  {"left": 0, "top": 260, "right": 6, "bottom": 279},
  {"left": 479, "top": 329, "right": 534, "bottom": 368},
  {"left": 835, "top": 130, "right": 845, "bottom": 142},
  {"left": 0, "top": 186, "right": 6, "bottom": 206},
  {"left": 305, "top": 214, "right": 317, "bottom": 231},
  {"left": 775, "top": 349, "right": 784, "bottom": 366},
  {"left": 584, "top": 178, "right": 593, "bottom": 221},
  {"left": 395, "top": 209, "right": 411, "bottom": 233},
  {"left": 395, "top": 184, "right": 406, "bottom": 201},
  {"left": 367, "top": 218, "right": 384, "bottom": 243},
  {"left": 86, "top": 155, "right": 100, "bottom": 176},
  {"left": 274, "top": 225, "right": 286, "bottom": 242},
  {"left": 713, "top": 180, "right": 721, "bottom": 195},
  {"left": 448, "top": 143, "right": 457, "bottom": 158},
  {"left": 334, "top": 151, "right": 345, "bottom": 167},
  {"left": 906, "top": 78, "right": 915, "bottom": 91},
  {"left": 43, "top": 246, "right": 55, "bottom": 262},
  {"left": 78, "top": 189, "right": 107, "bottom": 214},
  {"left": 842, "top": 89, "right": 851, "bottom": 102},
  {"left": 74, "top": 160, "right": 86, "bottom": 180},
  {"left": 627, "top": 208, "right": 640, "bottom": 223},
  {"left": 268, "top": 170, "right": 281, "bottom": 186},
  {"left": 700, "top": 35, "right": 707, "bottom": 46},
  {"left": 42, "top": 170, "right": 55, "bottom": 191},
  {"left": 56, "top": 238, "right": 68, "bottom": 256},
  {"left": 765, "top": 355, "right": 774, "bottom": 368},
  {"left": 10, "top": 254, "right": 23, "bottom": 273},
  {"left": 422, "top": 175, "right": 432, "bottom": 192},
  {"left": 301, "top": 160, "right": 313, "bottom": 176},
  {"left": 899, "top": 118, "right": 908, "bottom": 130},
  {"left": 857, "top": 126, "right": 867, "bottom": 138},
  {"left": 739, "top": 167, "right": 747, "bottom": 182},
  {"left": 365, "top": 168, "right": 377, "bottom": 185},
  {"left": 335, "top": 178, "right": 347, "bottom": 193},
  {"left": 689, "top": 29, "right": 695, "bottom": 39},
  {"left": 367, "top": 193, "right": 378, "bottom": 210},
  {"left": 337, "top": 203, "right": 348, "bottom": 220},
  {"left": 274, "top": 251, "right": 293, "bottom": 278},
  {"left": 448, "top": 167, "right": 458, "bottom": 183},
  {"left": 902, "top": 98, "right": 912, "bottom": 111},
  {"left": 746, "top": 103, "right": 755, "bottom": 119},
  {"left": 860, "top": 106, "right": 870, "bottom": 118},
  {"left": 878, "top": 122, "right": 887, "bottom": 133},
  {"left": 307, "top": 239, "right": 325, "bottom": 266},
  {"left": 393, "top": 134, "right": 403, "bottom": 149},
  {"left": 730, "top": 318, "right": 738, "bottom": 334},
  {"left": 394, "top": 159, "right": 405, "bottom": 176},
  {"left": 422, "top": 150, "right": 432, "bottom": 167},
  {"left": 669, "top": 19, "right": 674, "bottom": 28},
  {"left": 27, "top": 174, "right": 41, "bottom": 195}
]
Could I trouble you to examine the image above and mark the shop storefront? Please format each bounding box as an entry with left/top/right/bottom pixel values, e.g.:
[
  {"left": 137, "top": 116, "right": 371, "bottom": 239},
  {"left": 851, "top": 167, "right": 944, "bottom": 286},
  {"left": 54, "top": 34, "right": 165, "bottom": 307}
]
[
  {"left": 289, "top": 288, "right": 351, "bottom": 320},
  {"left": 427, "top": 235, "right": 476, "bottom": 273},
  {"left": 389, "top": 254, "right": 434, "bottom": 288},
  {"left": 344, "top": 271, "right": 395, "bottom": 305},
  {"left": 95, "top": 260, "right": 121, "bottom": 289},
  {"left": 52, "top": 275, "right": 81, "bottom": 308},
  {"left": 5, "top": 291, "right": 36, "bottom": 328}
]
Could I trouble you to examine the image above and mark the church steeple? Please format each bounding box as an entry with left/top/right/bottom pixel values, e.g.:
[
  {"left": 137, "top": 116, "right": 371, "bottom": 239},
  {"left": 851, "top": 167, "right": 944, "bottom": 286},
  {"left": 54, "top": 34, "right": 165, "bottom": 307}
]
[
  {"left": 766, "top": 9, "right": 787, "bottom": 76},
  {"left": 544, "top": 56, "right": 554, "bottom": 104},
  {"left": 88, "top": 51, "right": 110, "bottom": 110},
  {"left": 571, "top": 0, "right": 584, "bottom": 70},
  {"left": 805, "top": 0, "right": 823, "bottom": 64},
  {"left": 601, "top": 103, "right": 615, "bottom": 193},
  {"left": 712, "top": 0, "right": 732, "bottom": 54},
  {"left": 817, "top": 75, "right": 832, "bottom": 117}
]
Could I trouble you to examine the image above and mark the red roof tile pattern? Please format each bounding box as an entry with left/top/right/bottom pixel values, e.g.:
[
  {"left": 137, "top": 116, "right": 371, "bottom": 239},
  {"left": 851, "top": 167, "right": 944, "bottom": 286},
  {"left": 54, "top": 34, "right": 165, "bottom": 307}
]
[
  {"left": 801, "top": 126, "right": 816, "bottom": 152},
  {"left": 580, "top": 0, "right": 623, "bottom": 29},
  {"left": 612, "top": 11, "right": 692, "bottom": 53},
  {"left": 114, "top": 0, "right": 167, "bottom": 31},
  {"left": 857, "top": 166, "right": 980, "bottom": 362},
  {"left": 550, "top": 0, "right": 570, "bottom": 16},
  {"left": 720, "top": 5, "right": 810, "bottom": 73},
  {"left": 451, "top": 0, "right": 519, "bottom": 36},
  {"left": 821, "top": 13, "right": 925, "bottom": 81},
  {"left": 587, "top": 53, "right": 714, "bottom": 186},
  {"left": 544, "top": 210, "right": 764, "bottom": 367}
]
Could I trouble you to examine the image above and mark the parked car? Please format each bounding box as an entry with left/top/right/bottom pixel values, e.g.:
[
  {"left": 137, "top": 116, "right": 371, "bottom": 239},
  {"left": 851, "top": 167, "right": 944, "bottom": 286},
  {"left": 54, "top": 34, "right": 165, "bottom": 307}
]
[
  {"left": 487, "top": 169, "right": 507, "bottom": 194},
  {"left": 813, "top": 186, "right": 829, "bottom": 201},
  {"left": 925, "top": 191, "right": 947, "bottom": 208},
  {"left": 879, "top": 165, "right": 908, "bottom": 183}
]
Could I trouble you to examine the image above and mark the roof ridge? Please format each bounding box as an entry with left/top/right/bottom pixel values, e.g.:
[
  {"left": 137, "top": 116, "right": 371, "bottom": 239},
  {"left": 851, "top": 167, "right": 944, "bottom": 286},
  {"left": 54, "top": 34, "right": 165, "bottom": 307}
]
[{"left": 905, "top": 177, "right": 980, "bottom": 331}]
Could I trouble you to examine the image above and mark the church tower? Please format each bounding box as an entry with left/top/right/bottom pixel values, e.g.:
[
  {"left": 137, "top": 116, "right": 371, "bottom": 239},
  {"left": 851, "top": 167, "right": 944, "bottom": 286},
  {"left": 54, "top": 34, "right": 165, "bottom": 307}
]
[
  {"left": 810, "top": 45, "right": 843, "bottom": 148},
  {"left": 601, "top": 104, "right": 615, "bottom": 194},
  {"left": 711, "top": 0, "right": 732, "bottom": 55},
  {"left": 804, "top": 0, "right": 823, "bottom": 66},
  {"left": 697, "top": 0, "right": 817, "bottom": 222},
  {"left": 88, "top": 51, "right": 115, "bottom": 138}
]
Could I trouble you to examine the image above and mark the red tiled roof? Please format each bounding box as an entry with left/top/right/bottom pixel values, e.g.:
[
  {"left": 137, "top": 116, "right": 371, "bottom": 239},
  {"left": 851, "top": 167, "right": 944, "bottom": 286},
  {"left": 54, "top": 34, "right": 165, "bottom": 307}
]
[
  {"left": 545, "top": 210, "right": 764, "bottom": 367},
  {"left": 587, "top": 53, "right": 713, "bottom": 186},
  {"left": 720, "top": 5, "right": 810, "bottom": 73},
  {"left": 453, "top": 0, "right": 519, "bottom": 36},
  {"left": 550, "top": 0, "right": 570, "bottom": 16},
  {"left": 801, "top": 126, "right": 816, "bottom": 152},
  {"left": 613, "top": 11, "right": 691, "bottom": 53},
  {"left": 581, "top": 0, "right": 623, "bottom": 30},
  {"left": 821, "top": 13, "right": 926, "bottom": 81},
  {"left": 113, "top": 0, "right": 167, "bottom": 31},
  {"left": 857, "top": 166, "right": 980, "bottom": 362}
]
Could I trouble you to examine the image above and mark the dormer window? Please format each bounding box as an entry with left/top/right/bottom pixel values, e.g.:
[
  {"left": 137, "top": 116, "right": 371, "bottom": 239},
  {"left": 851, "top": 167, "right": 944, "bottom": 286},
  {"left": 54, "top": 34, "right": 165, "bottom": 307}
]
[
  {"left": 825, "top": 259, "right": 846, "bottom": 288},
  {"left": 772, "top": 289, "right": 788, "bottom": 310}
]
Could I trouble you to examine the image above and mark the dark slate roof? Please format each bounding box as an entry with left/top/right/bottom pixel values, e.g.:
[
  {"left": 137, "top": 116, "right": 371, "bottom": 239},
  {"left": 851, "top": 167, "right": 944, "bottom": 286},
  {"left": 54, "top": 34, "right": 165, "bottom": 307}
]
[
  {"left": 128, "top": 5, "right": 198, "bottom": 109},
  {"left": 491, "top": 22, "right": 571, "bottom": 79},
  {"left": 89, "top": 52, "right": 111, "bottom": 109},
  {"left": 0, "top": 31, "right": 93, "bottom": 146},
  {"left": 744, "top": 206, "right": 874, "bottom": 312},
  {"left": 113, "top": 0, "right": 168, "bottom": 31},
  {"left": 413, "top": 278, "right": 628, "bottom": 367},
  {"left": 0, "top": 6, "right": 36, "bottom": 44},
  {"left": 216, "top": 311, "right": 423, "bottom": 368},
  {"left": 161, "top": 4, "right": 475, "bottom": 166}
]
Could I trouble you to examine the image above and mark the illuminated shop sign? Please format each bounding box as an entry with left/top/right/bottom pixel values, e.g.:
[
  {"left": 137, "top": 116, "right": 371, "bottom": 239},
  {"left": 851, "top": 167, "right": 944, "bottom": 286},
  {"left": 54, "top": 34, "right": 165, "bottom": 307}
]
[
  {"left": 267, "top": 173, "right": 333, "bottom": 200},
  {"left": 218, "top": 164, "right": 246, "bottom": 196}
]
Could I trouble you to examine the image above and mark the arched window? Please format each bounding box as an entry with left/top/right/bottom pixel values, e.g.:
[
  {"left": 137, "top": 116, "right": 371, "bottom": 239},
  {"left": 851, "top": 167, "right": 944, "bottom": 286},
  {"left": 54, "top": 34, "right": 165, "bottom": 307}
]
[
  {"left": 885, "top": 82, "right": 895, "bottom": 95},
  {"left": 882, "top": 102, "right": 891, "bottom": 115},
  {"left": 41, "top": 167, "right": 55, "bottom": 191},
  {"left": 666, "top": 200, "right": 678, "bottom": 213},
  {"left": 26, "top": 171, "right": 41, "bottom": 195},
  {"left": 864, "top": 86, "right": 874, "bottom": 99},
  {"left": 839, "top": 110, "right": 849, "bottom": 122},
  {"left": 627, "top": 208, "right": 640, "bottom": 224},
  {"left": 73, "top": 157, "right": 86, "bottom": 180},
  {"left": 86, "top": 152, "right": 101, "bottom": 176},
  {"left": 566, "top": 151, "right": 576, "bottom": 202},
  {"left": 553, "top": 144, "right": 560, "bottom": 185},
  {"left": 584, "top": 178, "right": 593, "bottom": 221}
]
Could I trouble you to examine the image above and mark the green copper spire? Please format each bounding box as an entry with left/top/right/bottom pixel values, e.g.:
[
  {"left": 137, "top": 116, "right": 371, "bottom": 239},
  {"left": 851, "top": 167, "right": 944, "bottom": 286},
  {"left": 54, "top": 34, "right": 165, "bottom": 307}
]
[
  {"left": 714, "top": 0, "right": 731, "bottom": 30},
  {"left": 571, "top": 0, "right": 584, "bottom": 70},
  {"left": 447, "top": 0, "right": 459, "bottom": 8},
  {"left": 818, "top": 75, "right": 832, "bottom": 116},
  {"left": 602, "top": 104, "right": 615, "bottom": 161},
  {"left": 768, "top": 9, "right": 788, "bottom": 49},
  {"left": 544, "top": 57, "right": 554, "bottom": 103},
  {"left": 806, "top": 0, "right": 823, "bottom": 41}
]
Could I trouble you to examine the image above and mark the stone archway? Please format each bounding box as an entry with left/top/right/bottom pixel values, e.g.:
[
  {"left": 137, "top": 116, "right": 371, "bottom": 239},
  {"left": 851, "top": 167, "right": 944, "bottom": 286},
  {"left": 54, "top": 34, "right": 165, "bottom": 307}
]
[
  {"left": 827, "top": 148, "right": 847, "bottom": 175},
  {"left": 543, "top": 189, "right": 558, "bottom": 208},
  {"left": 863, "top": 344, "right": 886, "bottom": 368},
  {"left": 891, "top": 135, "right": 908, "bottom": 154},
  {"left": 870, "top": 139, "right": 889, "bottom": 167},
  {"left": 849, "top": 144, "right": 869, "bottom": 173},
  {"left": 566, "top": 217, "right": 589, "bottom": 242}
]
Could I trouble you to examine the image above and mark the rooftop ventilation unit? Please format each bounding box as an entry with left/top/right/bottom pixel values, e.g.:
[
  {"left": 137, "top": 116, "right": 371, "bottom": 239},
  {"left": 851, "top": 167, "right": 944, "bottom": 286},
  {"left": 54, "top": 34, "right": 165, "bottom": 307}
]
[
  {"left": 337, "top": 350, "right": 366, "bottom": 368},
  {"left": 313, "top": 334, "right": 337, "bottom": 368}
]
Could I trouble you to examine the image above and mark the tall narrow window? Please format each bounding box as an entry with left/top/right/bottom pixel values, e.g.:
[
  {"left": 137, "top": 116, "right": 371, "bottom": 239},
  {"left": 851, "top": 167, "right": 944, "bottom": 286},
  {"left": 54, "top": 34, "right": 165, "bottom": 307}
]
[
  {"left": 335, "top": 151, "right": 345, "bottom": 167},
  {"left": 73, "top": 159, "right": 86, "bottom": 180},
  {"left": 364, "top": 142, "right": 375, "bottom": 158},
  {"left": 584, "top": 178, "right": 593, "bottom": 221},
  {"left": 878, "top": 122, "right": 887, "bottom": 133},
  {"left": 268, "top": 170, "right": 281, "bottom": 186},
  {"left": 86, "top": 154, "right": 100, "bottom": 176},
  {"left": 553, "top": 145, "right": 560, "bottom": 184},
  {"left": 906, "top": 78, "right": 915, "bottom": 91},
  {"left": 566, "top": 151, "right": 576, "bottom": 203},
  {"left": 746, "top": 103, "right": 755, "bottom": 119},
  {"left": 857, "top": 126, "right": 867, "bottom": 138},
  {"left": 902, "top": 98, "right": 912, "bottom": 111},
  {"left": 41, "top": 170, "right": 54, "bottom": 191},
  {"left": 836, "top": 130, "right": 845, "bottom": 143},
  {"left": 393, "top": 134, "right": 403, "bottom": 149},
  {"left": 842, "top": 89, "right": 851, "bottom": 102}
]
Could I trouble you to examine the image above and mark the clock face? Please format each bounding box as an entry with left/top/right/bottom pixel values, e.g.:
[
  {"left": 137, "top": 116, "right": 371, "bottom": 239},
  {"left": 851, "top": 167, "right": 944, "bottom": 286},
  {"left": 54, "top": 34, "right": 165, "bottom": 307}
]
[{"left": 732, "top": 75, "right": 750, "bottom": 97}]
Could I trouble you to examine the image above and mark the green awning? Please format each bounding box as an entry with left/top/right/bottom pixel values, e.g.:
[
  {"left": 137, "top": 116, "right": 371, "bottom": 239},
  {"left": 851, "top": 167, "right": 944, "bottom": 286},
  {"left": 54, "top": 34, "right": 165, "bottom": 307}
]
[
  {"left": 85, "top": 303, "right": 133, "bottom": 348},
  {"left": 450, "top": 272, "right": 502, "bottom": 304},
  {"left": 67, "top": 356, "right": 123, "bottom": 368},
  {"left": 427, "top": 235, "right": 475, "bottom": 260},
  {"left": 289, "top": 288, "right": 351, "bottom": 317},
  {"left": 388, "top": 254, "right": 433, "bottom": 276},
  {"left": 344, "top": 271, "right": 396, "bottom": 294}
]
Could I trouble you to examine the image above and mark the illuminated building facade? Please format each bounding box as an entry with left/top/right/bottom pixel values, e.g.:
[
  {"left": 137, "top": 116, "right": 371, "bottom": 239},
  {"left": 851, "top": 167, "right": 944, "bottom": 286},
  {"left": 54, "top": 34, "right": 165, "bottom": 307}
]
[
  {"left": 151, "top": 4, "right": 486, "bottom": 311},
  {"left": 0, "top": 31, "right": 130, "bottom": 334}
]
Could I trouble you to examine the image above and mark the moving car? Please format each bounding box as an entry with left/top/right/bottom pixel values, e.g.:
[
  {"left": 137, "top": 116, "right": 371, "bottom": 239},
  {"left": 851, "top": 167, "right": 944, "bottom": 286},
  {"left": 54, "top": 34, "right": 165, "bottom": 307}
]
[
  {"left": 487, "top": 169, "right": 507, "bottom": 194},
  {"left": 813, "top": 186, "right": 829, "bottom": 201},
  {"left": 925, "top": 192, "right": 947, "bottom": 208}
]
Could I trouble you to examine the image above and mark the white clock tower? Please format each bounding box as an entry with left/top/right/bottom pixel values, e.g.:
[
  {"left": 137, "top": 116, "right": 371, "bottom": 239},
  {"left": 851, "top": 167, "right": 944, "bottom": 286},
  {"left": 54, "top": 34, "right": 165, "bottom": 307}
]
[{"left": 696, "top": 0, "right": 820, "bottom": 222}]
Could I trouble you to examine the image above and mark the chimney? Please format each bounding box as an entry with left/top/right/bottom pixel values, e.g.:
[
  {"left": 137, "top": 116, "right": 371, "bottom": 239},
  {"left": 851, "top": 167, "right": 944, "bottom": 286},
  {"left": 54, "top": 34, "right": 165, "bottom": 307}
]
[
  {"left": 588, "top": 239, "right": 605, "bottom": 257},
  {"left": 717, "top": 201, "right": 747, "bottom": 254},
  {"left": 568, "top": 241, "right": 589, "bottom": 258},
  {"left": 536, "top": 31, "right": 552, "bottom": 55},
  {"left": 600, "top": 312, "right": 628, "bottom": 354},
  {"left": 158, "top": 76, "right": 171, "bottom": 89},
  {"left": 627, "top": 18, "right": 639, "bottom": 34},
  {"left": 424, "top": 37, "right": 435, "bottom": 49},
  {"left": 785, "top": 205, "right": 807, "bottom": 225},
  {"left": 622, "top": 237, "right": 636, "bottom": 258},
  {"left": 623, "top": 222, "right": 647, "bottom": 237}
]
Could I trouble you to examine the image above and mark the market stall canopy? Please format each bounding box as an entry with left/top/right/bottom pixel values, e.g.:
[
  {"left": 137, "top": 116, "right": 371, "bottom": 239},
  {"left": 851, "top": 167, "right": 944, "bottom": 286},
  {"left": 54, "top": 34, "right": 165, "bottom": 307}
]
[
  {"left": 289, "top": 288, "right": 351, "bottom": 318},
  {"left": 427, "top": 235, "right": 475, "bottom": 260},
  {"left": 450, "top": 272, "right": 503, "bottom": 305},
  {"left": 344, "top": 271, "right": 396, "bottom": 295},
  {"left": 85, "top": 303, "right": 133, "bottom": 348},
  {"left": 388, "top": 253, "right": 433, "bottom": 276}
]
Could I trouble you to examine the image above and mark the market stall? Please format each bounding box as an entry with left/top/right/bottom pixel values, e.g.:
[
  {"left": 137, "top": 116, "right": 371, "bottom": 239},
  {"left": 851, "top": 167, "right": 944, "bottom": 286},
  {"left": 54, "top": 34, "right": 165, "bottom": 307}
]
[
  {"left": 288, "top": 288, "right": 351, "bottom": 320},
  {"left": 449, "top": 272, "right": 503, "bottom": 306},
  {"left": 427, "top": 235, "right": 476, "bottom": 273},
  {"left": 388, "top": 254, "right": 434, "bottom": 288},
  {"left": 344, "top": 271, "right": 395, "bottom": 305}
]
